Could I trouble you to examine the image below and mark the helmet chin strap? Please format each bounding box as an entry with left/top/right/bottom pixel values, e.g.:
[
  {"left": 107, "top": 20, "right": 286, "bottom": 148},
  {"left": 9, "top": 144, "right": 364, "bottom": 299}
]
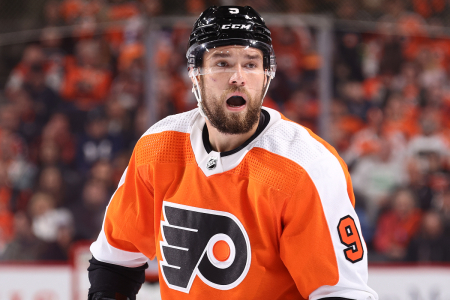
[
  {"left": 261, "top": 75, "right": 272, "bottom": 106},
  {"left": 191, "top": 73, "right": 209, "bottom": 120}
]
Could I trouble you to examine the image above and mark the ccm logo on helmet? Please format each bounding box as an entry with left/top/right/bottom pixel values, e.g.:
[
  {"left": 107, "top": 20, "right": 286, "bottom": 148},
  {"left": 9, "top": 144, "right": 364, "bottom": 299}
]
[
  {"left": 160, "top": 201, "right": 251, "bottom": 293},
  {"left": 221, "top": 24, "right": 252, "bottom": 30}
]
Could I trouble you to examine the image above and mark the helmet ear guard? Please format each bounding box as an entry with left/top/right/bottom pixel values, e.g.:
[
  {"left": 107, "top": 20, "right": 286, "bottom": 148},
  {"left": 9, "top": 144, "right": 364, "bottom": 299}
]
[{"left": 186, "top": 5, "right": 276, "bottom": 114}]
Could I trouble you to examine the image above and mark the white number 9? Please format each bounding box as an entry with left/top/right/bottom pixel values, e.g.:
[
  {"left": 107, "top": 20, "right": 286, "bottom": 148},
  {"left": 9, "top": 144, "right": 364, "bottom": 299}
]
[{"left": 229, "top": 8, "right": 239, "bottom": 14}]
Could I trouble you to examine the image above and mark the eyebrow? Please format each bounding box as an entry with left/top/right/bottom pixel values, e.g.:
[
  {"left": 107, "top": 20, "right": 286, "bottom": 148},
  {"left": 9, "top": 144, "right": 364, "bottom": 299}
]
[
  {"left": 208, "top": 52, "right": 263, "bottom": 60},
  {"left": 210, "top": 52, "right": 231, "bottom": 59},
  {"left": 245, "top": 54, "right": 262, "bottom": 60}
]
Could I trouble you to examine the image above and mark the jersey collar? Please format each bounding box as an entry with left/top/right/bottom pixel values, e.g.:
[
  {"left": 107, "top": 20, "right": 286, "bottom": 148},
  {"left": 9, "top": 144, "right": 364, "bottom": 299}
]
[
  {"left": 190, "top": 107, "right": 280, "bottom": 177},
  {"left": 201, "top": 110, "right": 270, "bottom": 157}
]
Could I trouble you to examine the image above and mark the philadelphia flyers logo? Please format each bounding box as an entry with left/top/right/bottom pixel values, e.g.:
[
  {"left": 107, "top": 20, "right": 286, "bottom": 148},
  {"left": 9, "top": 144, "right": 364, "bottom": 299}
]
[{"left": 160, "top": 202, "right": 251, "bottom": 293}]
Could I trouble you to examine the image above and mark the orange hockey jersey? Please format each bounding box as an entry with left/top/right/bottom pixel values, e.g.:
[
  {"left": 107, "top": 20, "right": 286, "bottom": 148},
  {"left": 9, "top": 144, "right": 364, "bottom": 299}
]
[{"left": 90, "top": 107, "right": 378, "bottom": 299}]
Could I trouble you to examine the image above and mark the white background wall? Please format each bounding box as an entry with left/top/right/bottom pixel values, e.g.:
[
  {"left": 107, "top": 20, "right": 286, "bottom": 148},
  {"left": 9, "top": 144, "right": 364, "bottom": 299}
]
[{"left": 1, "top": 263, "right": 450, "bottom": 300}]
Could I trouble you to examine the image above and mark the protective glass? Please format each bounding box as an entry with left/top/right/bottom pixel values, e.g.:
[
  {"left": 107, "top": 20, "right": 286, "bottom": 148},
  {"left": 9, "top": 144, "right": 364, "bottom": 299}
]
[
  {"left": 188, "top": 44, "right": 275, "bottom": 117},
  {"left": 187, "top": 40, "right": 276, "bottom": 79},
  {"left": 190, "top": 46, "right": 269, "bottom": 92}
]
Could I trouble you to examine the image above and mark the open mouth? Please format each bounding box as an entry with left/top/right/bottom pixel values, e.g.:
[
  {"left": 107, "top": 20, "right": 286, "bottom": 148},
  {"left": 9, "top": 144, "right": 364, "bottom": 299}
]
[{"left": 226, "top": 96, "right": 246, "bottom": 108}]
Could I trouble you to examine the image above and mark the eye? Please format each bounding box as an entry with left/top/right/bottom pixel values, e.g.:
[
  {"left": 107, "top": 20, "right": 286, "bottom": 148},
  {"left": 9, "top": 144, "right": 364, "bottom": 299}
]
[
  {"left": 216, "top": 61, "right": 228, "bottom": 67},
  {"left": 246, "top": 63, "right": 257, "bottom": 69}
]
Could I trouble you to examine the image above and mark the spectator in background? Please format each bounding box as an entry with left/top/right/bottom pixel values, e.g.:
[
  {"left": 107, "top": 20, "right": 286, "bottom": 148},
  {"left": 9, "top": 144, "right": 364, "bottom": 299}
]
[
  {"left": 0, "top": 164, "right": 14, "bottom": 255},
  {"left": 373, "top": 188, "right": 422, "bottom": 261},
  {"left": 105, "top": 0, "right": 141, "bottom": 53},
  {"left": 41, "top": 113, "right": 76, "bottom": 166},
  {"left": 406, "top": 158, "right": 434, "bottom": 211},
  {"left": 70, "top": 179, "right": 109, "bottom": 241},
  {"left": 269, "top": 26, "right": 304, "bottom": 107},
  {"left": 351, "top": 137, "right": 407, "bottom": 222},
  {"left": 344, "top": 107, "right": 385, "bottom": 167},
  {"left": 283, "top": 90, "right": 318, "bottom": 132},
  {"left": 140, "top": 0, "right": 162, "bottom": 16},
  {"left": 372, "top": 20, "right": 404, "bottom": 80},
  {"left": 36, "top": 140, "right": 82, "bottom": 205},
  {"left": 36, "top": 167, "right": 66, "bottom": 207},
  {"left": 76, "top": 108, "right": 122, "bottom": 173},
  {"left": 439, "top": 189, "right": 450, "bottom": 234},
  {"left": 28, "top": 191, "right": 73, "bottom": 243},
  {"left": 5, "top": 45, "right": 48, "bottom": 96},
  {"left": 111, "top": 43, "right": 146, "bottom": 112},
  {"left": 406, "top": 108, "right": 449, "bottom": 174},
  {"left": 40, "top": 218, "right": 75, "bottom": 261},
  {"left": 111, "top": 151, "right": 132, "bottom": 187},
  {"left": 334, "top": 30, "right": 364, "bottom": 82},
  {"left": 132, "top": 105, "right": 149, "bottom": 144},
  {"left": 1, "top": 212, "right": 46, "bottom": 261},
  {"left": 20, "top": 44, "right": 61, "bottom": 115},
  {"left": 61, "top": 39, "right": 112, "bottom": 111},
  {"left": 341, "top": 80, "right": 372, "bottom": 122},
  {"left": 43, "top": 0, "right": 64, "bottom": 27},
  {"left": 383, "top": 93, "right": 419, "bottom": 140},
  {"left": 9, "top": 90, "right": 45, "bottom": 144},
  {"left": 0, "top": 105, "right": 36, "bottom": 205},
  {"left": 90, "top": 160, "right": 115, "bottom": 194},
  {"left": 40, "top": 27, "right": 67, "bottom": 93},
  {"left": 105, "top": 98, "right": 133, "bottom": 148},
  {"left": 328, "top": 100, "right": 365, "bottom": 153},
  {"left": 406, "top": 210, "right": 450, "bottom": 262}
]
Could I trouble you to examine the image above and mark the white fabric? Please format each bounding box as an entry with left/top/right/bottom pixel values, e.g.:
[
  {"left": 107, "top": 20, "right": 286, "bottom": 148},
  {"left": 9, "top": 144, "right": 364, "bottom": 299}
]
[
  {"left": 189, "top": 107, "right": 281, "bottom": 176},
  {"left": 142, "top": 109, "right": 198, "bottom": 136},
  {"left": 253, "top": 119, "right": 378, "bottom": 299}
]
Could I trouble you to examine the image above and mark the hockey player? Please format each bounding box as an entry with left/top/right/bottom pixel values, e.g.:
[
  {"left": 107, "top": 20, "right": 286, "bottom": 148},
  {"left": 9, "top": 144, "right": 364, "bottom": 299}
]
[{"left": 88, "top": 5, "right": 379, "bottom": 300}]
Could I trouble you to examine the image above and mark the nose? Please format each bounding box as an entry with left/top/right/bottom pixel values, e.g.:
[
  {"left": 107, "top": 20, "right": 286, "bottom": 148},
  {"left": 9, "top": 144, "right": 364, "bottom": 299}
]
[{"left": 229, "top": 65, "right": 245, "bottom": 87}]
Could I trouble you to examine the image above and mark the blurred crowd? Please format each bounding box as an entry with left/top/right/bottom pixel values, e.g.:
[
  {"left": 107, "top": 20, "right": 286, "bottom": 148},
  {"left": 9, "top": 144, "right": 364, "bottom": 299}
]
[
  {"left": 330, "top": 0, "right": 450, "bottom": 262},
  {"left": 1, "top": 0, "right": 450, "bottom": 264},
  {"left": 0, "top": 0, "right": 150, "bottom": 261}
]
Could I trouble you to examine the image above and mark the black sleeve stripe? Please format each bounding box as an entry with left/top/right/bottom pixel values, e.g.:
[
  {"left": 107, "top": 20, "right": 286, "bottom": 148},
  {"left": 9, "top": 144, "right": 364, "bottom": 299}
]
[{"left": 88, "top": 256, "right": 148, "bottom": 300}]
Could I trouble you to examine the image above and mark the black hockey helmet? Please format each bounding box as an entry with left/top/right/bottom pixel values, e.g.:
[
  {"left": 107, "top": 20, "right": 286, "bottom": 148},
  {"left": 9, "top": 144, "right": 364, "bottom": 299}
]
[{"left": 186, "top": 6, "right": 276, "bottom": 79}]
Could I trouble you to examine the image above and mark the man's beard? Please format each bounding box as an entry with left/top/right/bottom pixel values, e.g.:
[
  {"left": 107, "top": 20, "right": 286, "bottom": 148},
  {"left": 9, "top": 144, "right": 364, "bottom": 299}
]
[{"left": 200, "top": 80, "right": 263, "bottom": 135}]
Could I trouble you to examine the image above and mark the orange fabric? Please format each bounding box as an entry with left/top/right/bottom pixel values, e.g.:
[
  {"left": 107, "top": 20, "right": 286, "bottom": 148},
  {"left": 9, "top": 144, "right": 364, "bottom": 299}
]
[
  {"left": 60, "top": 0, "right": 83, "bottom": 22},
  {"left": 186, "top": 0, "right": 205, "bottom": 14},
  {"left": 0, "top": 210, "right": 14, "bottom": 242},
  {"left": 105, "top": 27, "right": 124, "bottom": 50},
  {"left": 104, "top": 129, "right": 341, "bottom": 299},
  {"left": 0, "top": 187, "right": 13, "bottom": 242},
  {"left": 213, "top": 241, "right": 230, "bottom": 261},
  {"left": 382, "top": 118, "right": 419, "bottom": 140},
  {"left": 338, "top": 116, "right": 365, "bottom": 135},
  {"left": 108, "top": 3, "right": 140, "bottom": 20},
  {"left": 271, "top": 27, "right": 304, "bottom": 70},
  {"left": 61, "top": 58, "right": 112, "bottom": 110},
  {"left": 413, "top": 0, "right": 445, "bottom": 18},
  {"left": 118, "top": 43, "right": 145, "bottom": 71}
]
